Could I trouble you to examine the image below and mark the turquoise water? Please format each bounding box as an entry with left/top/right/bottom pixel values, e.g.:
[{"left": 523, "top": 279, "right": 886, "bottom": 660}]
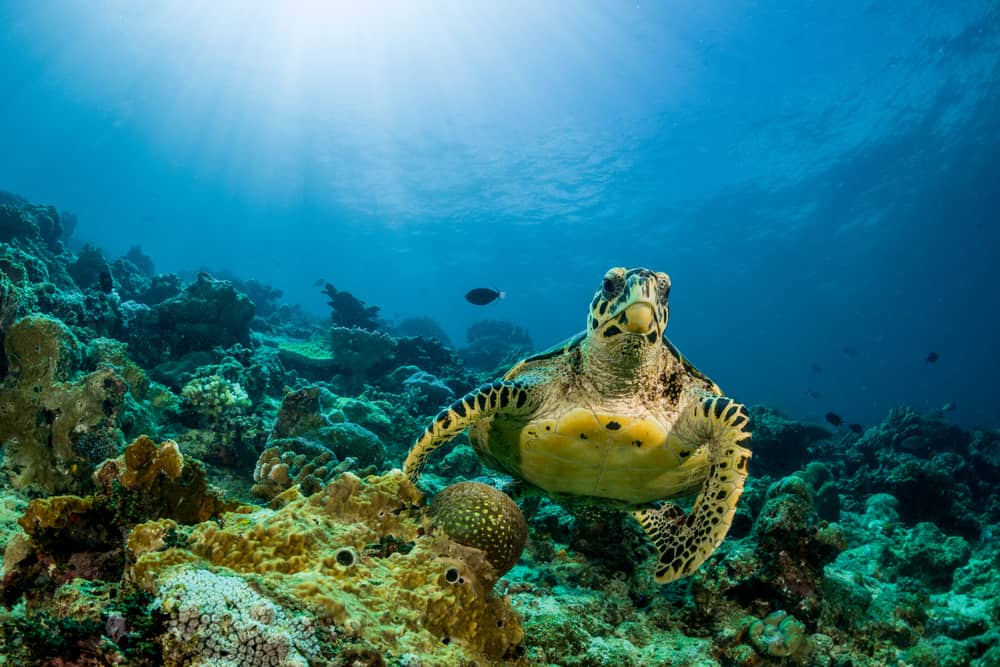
[{"left": 1, "top": 0, "right": 997, "bottom": 429}]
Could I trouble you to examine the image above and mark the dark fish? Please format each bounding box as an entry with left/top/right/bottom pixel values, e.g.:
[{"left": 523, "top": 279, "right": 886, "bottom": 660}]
[
  {"left": 465, "top": 288, "right": 505, "bottom": 306},
  {"left": 926, "top": 352, "right": 939, "bottom": 364},
  {"left": 842, "top": 346, "right": 859, "bottom": 357},
  {"left": 806, "top": 389, "right": 822, "bottom": 399},
  {"left": 313, "top": 278, "right": 326, "bottom": 287},
  {"left": 98, "top": 270, "right": 113, "bottom": 294},
  {"left": 848, "top": 423, "right": 864, "bottom": 434},
  {"left": 809, "top": 363, "right": 824, "bottom": 373},
  {"left": 825, "top": 411, "right": 844, "bottom": 427}
]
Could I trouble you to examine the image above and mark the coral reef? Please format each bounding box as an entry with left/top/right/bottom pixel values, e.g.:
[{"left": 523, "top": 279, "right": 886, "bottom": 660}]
[
  {"left": 67, "top": 243, "right": 113, "bottom": 291},
  {"left": 1, "top": 435, "right": 226, "bottom": 604},
  {"left": 251, "top": 441, "right": 345, "bottom": 501},
  {"left": 321, "top": 282, "right": 382, "bottom": 331},
  {"left": 268, "top": 385, "right": 386, "bottom": 468},
  {"left": 130, "top": 471, "right": 526, "bottom": 664},
  {"left": 128, "top": 272, "right": 254, "bottom": 368},
  {"left": 180, "top": 374, "right": 251, "bottom": 419},
  {"left": 392, "top": 315, "right": 451, "bottom": 346},
  {"left": 328, "top": 325, "right": 397, "bottom": 384},
  {"left": 0, "top": 314, "right": 128, "bottom": 493},
  {"left": 1, "top": 190, "right": 998, "bottom": 666},
  {"left": 459, "top": 319, "right": 533, "bottom": 373},
  {"left": 748, "top": 406, "right": 832, "bottom": 476}
]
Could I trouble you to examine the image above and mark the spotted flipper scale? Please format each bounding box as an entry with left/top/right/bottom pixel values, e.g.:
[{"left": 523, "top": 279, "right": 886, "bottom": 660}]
[
  {"left": 403, "top": 380, "right": 534, "bottom": 485},
  {"left": 632, "top": 395, "right": 751, "bottom": 583}
]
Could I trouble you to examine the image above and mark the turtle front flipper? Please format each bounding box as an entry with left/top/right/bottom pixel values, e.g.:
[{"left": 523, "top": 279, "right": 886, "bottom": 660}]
[
  {"left": 404, "top": 380, "right": 534, "bottom": 485},
  {"left": 632, "top": 395, "right": 751, "bottom": 583}
]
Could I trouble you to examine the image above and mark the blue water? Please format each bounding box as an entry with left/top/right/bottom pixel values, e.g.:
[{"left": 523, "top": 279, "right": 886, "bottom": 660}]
[{"left": 1, "top": 1, "right": 997, "bottom": 428}]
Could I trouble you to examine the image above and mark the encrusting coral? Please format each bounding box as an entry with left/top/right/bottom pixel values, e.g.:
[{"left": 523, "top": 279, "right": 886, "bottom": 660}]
[{"left": 129, "top": 470, "right": 526, "bottom": 664}]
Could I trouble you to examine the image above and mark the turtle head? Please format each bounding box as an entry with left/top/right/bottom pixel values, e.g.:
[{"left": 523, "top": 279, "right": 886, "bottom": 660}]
[{"left": 587, "top": 267, "right": 670, "bottom": 350}]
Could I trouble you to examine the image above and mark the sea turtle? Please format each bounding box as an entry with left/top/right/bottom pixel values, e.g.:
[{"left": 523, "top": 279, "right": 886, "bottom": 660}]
[{"left": 404, "top": 267, "right": 752, "bottom": 583}]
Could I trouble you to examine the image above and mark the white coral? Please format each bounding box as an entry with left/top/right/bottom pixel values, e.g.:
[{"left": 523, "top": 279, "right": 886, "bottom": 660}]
[
  {"left": 181, "top": 375, "right": 251, "bottom": 418},
  {"left": 154, "top": 568, "right": 321, "bottom": 667}
]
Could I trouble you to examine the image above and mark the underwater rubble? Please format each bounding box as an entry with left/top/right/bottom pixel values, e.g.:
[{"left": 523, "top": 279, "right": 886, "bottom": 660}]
[{"left": 0, "top": 191, "right": 998, "bottom": 666}]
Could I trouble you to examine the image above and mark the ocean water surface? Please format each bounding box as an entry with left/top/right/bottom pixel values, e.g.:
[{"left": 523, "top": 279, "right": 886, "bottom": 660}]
[{"left": 2, "top": 2, "right": 996, "bottom": 427}]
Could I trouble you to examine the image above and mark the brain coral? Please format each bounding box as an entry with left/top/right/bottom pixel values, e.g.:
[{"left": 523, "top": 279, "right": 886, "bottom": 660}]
[
  {"left": 129, "top": 470, "right": 525, "bottom": 663},
  {"left": 431, "top": 481, "right": 527, "bottom": 580}
]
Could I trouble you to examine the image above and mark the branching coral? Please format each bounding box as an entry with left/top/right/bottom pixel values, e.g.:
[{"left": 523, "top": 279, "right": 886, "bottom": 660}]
[{"left": 320, "top": 283, "right": 381, "bottom": 330}]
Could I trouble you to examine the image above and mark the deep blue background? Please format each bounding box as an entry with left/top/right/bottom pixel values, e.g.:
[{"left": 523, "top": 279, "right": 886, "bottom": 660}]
[{"left": 1, "top": 1, "right": 997, "bottom": 428}]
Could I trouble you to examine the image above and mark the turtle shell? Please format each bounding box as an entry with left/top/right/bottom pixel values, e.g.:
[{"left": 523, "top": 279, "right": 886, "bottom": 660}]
[{"left": 467, "top": 332, "right": 716, "bottom": 506}]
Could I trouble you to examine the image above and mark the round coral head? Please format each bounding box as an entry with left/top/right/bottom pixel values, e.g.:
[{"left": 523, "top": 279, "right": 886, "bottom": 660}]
[{"left": 430, "top": 481, "right": 527, "bottom": 578}]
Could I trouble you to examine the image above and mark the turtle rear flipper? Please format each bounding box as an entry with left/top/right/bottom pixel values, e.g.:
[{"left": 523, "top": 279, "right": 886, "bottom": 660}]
[
  {"left": 403, "top": 380, "right": 535, "bottom": 484},
  {"left": 632, "top": 395, "right": 751, "bottom": 583}
]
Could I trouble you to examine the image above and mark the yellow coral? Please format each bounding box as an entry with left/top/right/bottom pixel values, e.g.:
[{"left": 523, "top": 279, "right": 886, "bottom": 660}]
[
  {"left": 18, "top": 495, "right": 93, "bottom": 534},
  {"left": 130, "top": 470, "right": 525, "bottom": 662}
]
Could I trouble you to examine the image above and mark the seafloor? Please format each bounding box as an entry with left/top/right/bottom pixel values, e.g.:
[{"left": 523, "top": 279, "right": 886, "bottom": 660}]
[{"left": 0, "top": 191, "right": 997, "bottom": 667}]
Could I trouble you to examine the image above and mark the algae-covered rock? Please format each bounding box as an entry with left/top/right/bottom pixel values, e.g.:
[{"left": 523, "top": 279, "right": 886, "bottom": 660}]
[
  {"left": 0, "top": 314, "right": 129, "bottom": 493},
  {"left": 753, "top": 474, "right": 845, "bottom": 622},
  {"left": 127, "top": 272, "right": 254, "bottom": 367},
  {"left": 892, "top": 522, "right": 971, "bottom": 590},
  {"left": 269, "top": 386, "right": 386, "bottom": 469},
  {"left": 4, "top": 313, "right": 81, "bottom": 385}
]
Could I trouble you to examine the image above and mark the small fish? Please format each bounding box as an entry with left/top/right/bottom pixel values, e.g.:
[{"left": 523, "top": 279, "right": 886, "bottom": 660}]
[
  {"left": 806, "top": 389, "right": 822, "bottom": 399},
  {"left": 848, "top": 423, "right": 864, "bottom": 434},
  {"left": 842, "top": 346, "right": 859, "bottom": 357},
  {"left": 465, "top": 288, "right": 505, "bottom": 306},
  {"left": 809, "top": 363, "right": 824, "bottom": 373},
  {"left": 825, "top": 411, "right": 844, "bottom": 427},
  {"left": 313, "top": 278, "right": 326, "bottom": 287},
  {"left": 941, "top": 402, "right": 956, "bottom": 412},
  {"left": 98, "top": 270, "right": 114, "bottom": 294},
  {"left": 926, "top": 352, "right": 939, "bottom": 364}
]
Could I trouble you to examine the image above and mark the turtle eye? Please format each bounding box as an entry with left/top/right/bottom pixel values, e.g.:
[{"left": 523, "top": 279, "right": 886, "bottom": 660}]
[
  {"left": 657, "top": 278, "right": 670, "bottom": 301},
  {"left": 602, "top": 270, "right": 624, "bottom": 298},
  {"left": 657, "top": 275, "right": 671, "bottom": 302}
]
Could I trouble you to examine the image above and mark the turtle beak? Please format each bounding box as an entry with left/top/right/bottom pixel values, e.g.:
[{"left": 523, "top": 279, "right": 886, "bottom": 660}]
[{"left": 622, "top": 302, "right": 656, "bottom": 334}]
